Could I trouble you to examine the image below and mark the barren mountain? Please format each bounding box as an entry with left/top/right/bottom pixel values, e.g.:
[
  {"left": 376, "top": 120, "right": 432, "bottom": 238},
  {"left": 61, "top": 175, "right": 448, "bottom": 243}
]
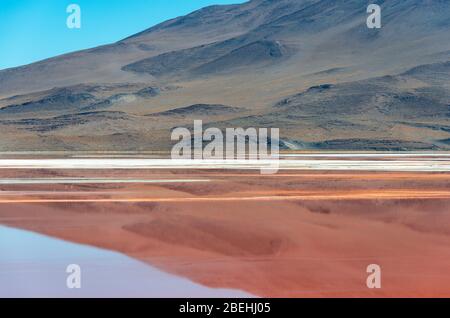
[{"left": 1, "top": 0, "right": 450, "bottom": 151}]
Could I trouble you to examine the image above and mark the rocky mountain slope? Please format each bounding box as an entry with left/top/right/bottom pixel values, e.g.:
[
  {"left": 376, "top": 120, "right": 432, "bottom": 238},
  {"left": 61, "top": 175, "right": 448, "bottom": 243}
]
[{"left": 1, "top": 0, "right": 449, "bottom": 151}]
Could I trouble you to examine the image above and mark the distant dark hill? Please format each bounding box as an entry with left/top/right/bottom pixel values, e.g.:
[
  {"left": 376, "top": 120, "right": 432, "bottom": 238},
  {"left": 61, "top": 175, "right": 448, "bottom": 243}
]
[
  {"left": 0, "top": 88, "right": 96, "bottom": 115},
  {"left": 148, "top": 104, "right": 242, "bottom": 117},
  {"left": 0, "top": 111, "right": 131, "bottom": 133},
  {"left": 191, "top": 40, "right": 290, "bottom": 75},
  {"left": 275, "top": 69, "right": 450, "bottom": 119},
  {"left": 403, "top": 61, "right": 450, "bottom": 85},
  {"left": 124, "top": 39, "right": 290, "bottom": 77}
]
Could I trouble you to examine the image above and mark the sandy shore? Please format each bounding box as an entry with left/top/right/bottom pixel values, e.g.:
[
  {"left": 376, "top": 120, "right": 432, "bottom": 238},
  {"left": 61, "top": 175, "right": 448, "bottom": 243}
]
[{"left": 1, "top": 167, "right": 450, "bottom": 297}]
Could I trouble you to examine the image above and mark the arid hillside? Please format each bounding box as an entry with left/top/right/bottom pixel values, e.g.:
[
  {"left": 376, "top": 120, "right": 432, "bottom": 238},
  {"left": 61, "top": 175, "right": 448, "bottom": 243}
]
[{"left": 1, "top": 0, "right": 450, "bottom": 151}]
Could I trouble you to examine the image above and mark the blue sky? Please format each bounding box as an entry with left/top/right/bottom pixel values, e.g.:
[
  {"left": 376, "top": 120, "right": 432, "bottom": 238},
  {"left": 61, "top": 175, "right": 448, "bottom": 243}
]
[{"left": 0, "top": 0, "right": 245, "bottom": 70}]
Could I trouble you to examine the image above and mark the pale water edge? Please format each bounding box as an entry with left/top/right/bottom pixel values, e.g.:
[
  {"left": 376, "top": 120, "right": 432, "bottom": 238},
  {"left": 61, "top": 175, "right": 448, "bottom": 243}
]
[
  {"left": 0, "top": 158, "right": 450, "bottom": 172},
  {"left": 0, "top": 226, "right": 253, "bottom": 298}
]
